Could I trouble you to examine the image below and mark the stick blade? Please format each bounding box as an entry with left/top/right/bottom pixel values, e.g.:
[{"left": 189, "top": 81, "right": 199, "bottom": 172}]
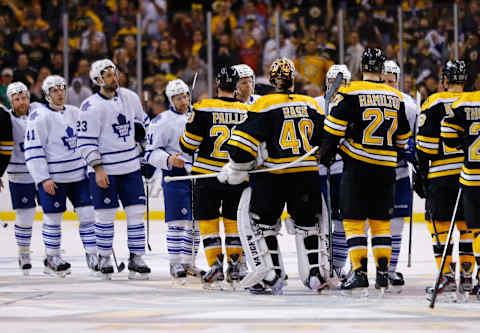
[{"left": 118, "top": 262, "right": 126, "bottom": 273}]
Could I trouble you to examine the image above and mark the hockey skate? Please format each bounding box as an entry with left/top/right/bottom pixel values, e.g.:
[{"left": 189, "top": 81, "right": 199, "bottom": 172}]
[
  {"left": 128, "top": 253, "right": 151, "bottom": 280},
  {"left": 458, "top": 263, "right": 473, "bottom": 302},
  {"left": 85, "top": 253, "right": 100, "bottom": 275},
  {"left": 43, "top": 255, "right": 71, "bottom": 278},
  {"left": 307, "top": 268, "right": 328, "bottom": 292},
  {"left": 386, "top": 271, "right": 405, "bottom": 294},
  {"left": 98, "top": 255, "right": 114, "bottom": 280},
  {"left": 340, "top": 259, "right": 369, "bottom": 297},
  {"left": 225, "top": 254, "right": 241, "bottom": 290},
  {"left": 374, "top": 259, "right": 389, "bottom": 297},
  {"left": 18, "top": 251, "right": 32, "bottom": 276},
  {"left": 184, "top": 263, "right": 206, "bottom": 278},
  {"left": 202, "top": 254, "right": 224, "bottom": 290},
  {"left": 425, "top": 273, "right": 457, "bottom": 303},
  {"left": 263, "top": 271, "right": 284, "bottom": 295},
  {"left": 170, "top": 263, "right": 187, "bottom": 286}
]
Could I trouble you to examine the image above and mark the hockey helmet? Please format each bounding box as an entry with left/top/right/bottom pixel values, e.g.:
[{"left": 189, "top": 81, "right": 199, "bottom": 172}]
[
  {"left": 441, "top": 60, "right": 467, "bottom": 84},
  {"left": 216, "top": 65, "right": 239, "bottom": 92},
  {"left": 361, "top": 48, "right": 386, "bottom": 73},
  {"left": 234, "top": 64, "right": 255, "bottom": 86},
  {"left": 269, "top": 57, "right": 295, "bottom": 90},
  {"left": 6, "top": 81, "right": 29, "bottom": 102},
  {"left": 165, "top": 79, "right": 190, "bottom": 105},
  {"left": 41, "top": 75, "right": 66, "bottom": 104},
  {"left": 383, "top": 60, "right": 400, "bottom": 77},
  {"left": 90, "top": 59, "right": 117, "bottom": 86},
  {"left": 326, "top": 64, "right": 351, "bottom": 86}
]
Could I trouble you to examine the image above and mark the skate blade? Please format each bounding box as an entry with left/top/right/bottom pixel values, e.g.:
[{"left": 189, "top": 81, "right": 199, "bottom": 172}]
[
  {"left": 455, "top": 290, "right": 471, "bottom": 303},
  {"left": 101, "top": 273, "right": 112, "bottom": 280},
  {"left": 171, "top": 277, "right": 187, "bottom": 287},
  {"left": 224, "top": 280, "right": 241, "bottom": 291},
  {"left": 202, "top": 281, "right": 224, "bottom": 290},
  {"left": 128, "top": 271, "right": 150, "bottom": 280},
  {"left": 43, "top": 267, "right": 67, "bottom": 278},
  {"left": 385, "top": 285, "right": 403, "bottom": 294},
  {"left": 426, "top": 291, "right": 458, "bottom": 303},
  {"left": 21, "top": 269, "right": 31, "bottom": 276},
  {"left": 340, "top": 287, "right": 369, "bottom": 298},
  {"left": 89, "top": 270, "right": 102, "bottom": 278}
]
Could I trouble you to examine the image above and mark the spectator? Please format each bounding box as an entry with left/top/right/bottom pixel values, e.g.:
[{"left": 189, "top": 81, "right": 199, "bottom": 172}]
[
  {"left": 30, "top": 66, "right": 51, "bottom": 101},
  {"left": 148, "top": 39, "right": 182, "bottom": 75},
  {"left": 0, "top": 32, "right": 15, "bottom": 69},
  {"left": 13, "top": 53, "right": 37, "bottom": 87},
  {"left": 170, "top": 13, "right": 194, "bottom": 59},
  {"left": 80, "top": 18, "right": 108, "bottom": 55},
  {"left": 112, "top": 16, "right": 137, "bottom": 49},
  {"left": 345, "top": 31, "right": 364, "bottom": 79},
  {"left": 50, "top": 52, "right": 64, "bottom": 76},
  {"left": 213, "top": 33, "right": 240, "bottom": 71},
  {"left": 211, "top": 0, "right": 237, "bottom": 35},
  {"left": 354, "top": 9, "right": 382, "bottom": 48},
  {"left": 67, "top": 77, "right": 93, "bottom": 108},
  {"left": 181, "top": 54, "right": 208, "bottom": 101},
  {"left": 0, "top": 67, "right": 13, "bottom": 108},
  {"left": 294, "top": 39, "right": 331, "bottom": 90},
  {"left": 24, "top": 32, "right": 50, "bottom": 71},
  {"left": 13, "top": 11, "right": 48, "bottom": 53},
  {"left": 263, "top": 29, "right": 296, "bottom": 75},
  {"left": 141, "top": 0, "right": 167, "bottom": 38},
  {"left": 74, "top": 58, "right": 92, "bottom": 89}
]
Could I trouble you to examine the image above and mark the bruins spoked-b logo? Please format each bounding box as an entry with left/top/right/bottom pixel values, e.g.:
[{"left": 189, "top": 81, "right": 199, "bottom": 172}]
[
  {"left": 112, "top": 114, "right": 131, "bottom": 142},
  {"left": 62, "top": 126, "right": 77, "bottom": 151}
]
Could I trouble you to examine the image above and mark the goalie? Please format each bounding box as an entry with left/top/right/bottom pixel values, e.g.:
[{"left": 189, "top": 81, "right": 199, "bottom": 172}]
[{"left": 219, "top": 58, "right": 328, "bottom": 294}]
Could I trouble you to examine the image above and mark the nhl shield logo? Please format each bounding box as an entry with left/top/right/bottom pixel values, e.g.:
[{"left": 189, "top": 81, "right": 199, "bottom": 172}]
[
  {"left": 21, "top": 197, "right": 28, "bottom": 204},
  {"left": 62, "top": 126, "right": 77, "bottom": 151},
  {"left": 181, "top": 208, "right": 188, "bottom": 215},
  {"left": 54, "top": 202, "right": 60, "bottom": 208},
  {"left": 112, "top": 114, "right": 131, "bottom": 142}
]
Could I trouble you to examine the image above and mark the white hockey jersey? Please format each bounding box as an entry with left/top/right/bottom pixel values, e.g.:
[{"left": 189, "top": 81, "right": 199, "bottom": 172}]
[
  {"left": 145, "top": 108, "right": 192, "bottom": 171},
  {"left": 396, "top": 92, "right": 418, "bottom": 181},
  {"left": 24, "top": 104, "right": 86, "bottom": 185},
  {"left": 315, "top": 95, "right": 343, "bottom": 175},
  {"left": 246, "top": 94, "right": 261, "bottom": 105},
  {"left": 6, "top": 108, "right": 35, "bottom": 184},
  {"left": 77, "top": 88, "right": 149, "bottom": 176}
]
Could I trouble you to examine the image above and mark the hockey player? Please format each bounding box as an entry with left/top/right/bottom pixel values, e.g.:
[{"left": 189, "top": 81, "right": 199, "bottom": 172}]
[
  {"left": 223, "top": 58, "right": 327, "bottom": 295},
  {"left": 320, "top": 48, "right": 411, "bottom": 296},
  {"left": 233, "top": 64, "right": 260, "bottom": 105},
  {"left": 315, "top": 64, "right": 351, "bottom": 279},
  {"left": 78, "top": 59, "right": 151, "bottom": 280},
  {"left": 179, "top": 66, "right": 249, "bottom": 288},
  {"left": 145, "top": 79, "right": 204, "bottom": 283},
  {"left": 24, "top": 75, "right": 99, "bottom": 277},
  {"left": 416, "top": 60, "right": 473, "bottom": 297},
  {"left": 381, "top": 60, "right": 418, "bottom": 289},
  {"left": 4, "top": 82, "right": 38, "bottom": 275},
  {"left": 441, "top": 89, "right": 480, "bottom": 299}
]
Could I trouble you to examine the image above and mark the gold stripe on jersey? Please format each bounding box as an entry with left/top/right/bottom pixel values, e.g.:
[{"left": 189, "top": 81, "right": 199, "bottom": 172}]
[
  {"left": 227, "top": 129, "right": 260, "bottom": 158},
  {"left": 460, "top": 166, "right": 480, "bottom": 186},
  {"left": 259, "top": 155, "right": 319, "bottom": 174},
  {"left": 324, "top": 115, "right": 347, "bottom": 137},
  {"left": 180, "top": 135, "right": 198, "bottom": 151},
  {"left": 196, "top": 157, "right": 225, "bottom": 167},
  {"left": 184, "top": 130, "right": 203, "bottom": 142},
  {"left": 193, "top": 98, "right": 250, "bottom": 113},
  {"left": 428, "top": 156, "right": 464, "bottom": 179},
  {"left": 421, "top": 92, "right": 463, "bottom": 111},
  {"left": 191, "top": 156, "right": 227, "bottom": 174},
  {"left": 395, "top": 131, "right": 412, "bottom": 149},
  {"left": 180, "top": 130, "right": 203, "bottom": 151},
  {"left": 249, "top": 93, "right": 324, "bottom": 115},
  {"left": 338, "top": 81, "right": 404, "bottom": 100},
  {"left": 233, "top": 130, "right": 260, "bottom": 146},
  {"left": 227, "top": 139, "right": 257, "bottom": 157},
  {"left": 340, "top": 139, "right": 398, "bottom": 167},
  {"left": 416, "top": 135, "right": 440, "bottom": 155},
  {"left": 450, "top": 91, "right": 478, "bottom": 109}
]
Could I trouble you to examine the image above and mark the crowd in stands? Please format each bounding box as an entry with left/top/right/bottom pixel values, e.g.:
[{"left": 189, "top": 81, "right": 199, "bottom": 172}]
[{"left": 1, "top": 0, "right": 480, "bottom": 113}]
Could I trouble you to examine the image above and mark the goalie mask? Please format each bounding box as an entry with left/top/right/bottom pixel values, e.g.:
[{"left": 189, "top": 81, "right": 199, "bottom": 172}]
[{"left": 269, "top": 57, "right": 295, "bottom": 91}]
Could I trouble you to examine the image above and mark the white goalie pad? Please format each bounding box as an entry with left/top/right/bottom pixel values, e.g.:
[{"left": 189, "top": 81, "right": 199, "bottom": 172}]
[{"left": 237, "top": 187, "right": 285, "bottom": 288}]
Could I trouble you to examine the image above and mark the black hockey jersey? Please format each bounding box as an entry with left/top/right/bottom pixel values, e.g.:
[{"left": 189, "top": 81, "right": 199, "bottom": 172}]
[
  {"left": 416, "top": 91, "right": 464, "bottom": 179},
  {"left": 227, "top": 93, "right": 324, "bottom": 174},
  {"left": 441, "top": 91, "right": 480, "bottom": 187},
  {"left": 0, "top": 106, "right": 13, "bottom": 176},
  {"left": 180, "top": 97, "right": 249, "bottom": 174},
  {"left": 323, "top": 81, "right": 411, "bottom": 168}
]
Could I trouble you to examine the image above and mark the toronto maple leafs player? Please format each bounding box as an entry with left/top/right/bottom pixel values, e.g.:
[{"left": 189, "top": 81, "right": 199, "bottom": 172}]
[
  {"left": 233, "top": 64, "right": 260, "bottom": 105},
  {"left": 78, "top": 59, "right": 151, "bottom": 280},
  {"left": 145, "top": 79, "right": 204, "bottom": 283},
  {"left": 24, "top": 75, "right": 99, "bottom": 277}
]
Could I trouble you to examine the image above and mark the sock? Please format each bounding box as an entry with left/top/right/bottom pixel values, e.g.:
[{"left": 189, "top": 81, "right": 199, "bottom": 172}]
[
  {"left": 343, "top": 219, "right": 368, "bottom": 271},
  {"left": 369, "top": 219, "right": 392, "bottom": 268},
  {"left": 199, "top": 218, "right": 222, "bottom": 267},
  {"left": 15, "top": 208, "right": 36, "bottom": 249},
  {"left": 427, "top": 220, "right": 453, "bottom": 275},
  {"left": 167, "top": 223, "right": 184, "bottom": 264},
  {"left": 456, "top": 221, "right": 475, "bottom": 274},
  {"left": 223, "top": 218, "right": 242, "bottom": 261},
  {"left": 125, "top": 205, "right": 146, "bottom": 255},
  {"left": 43, "top": 213, "right": 63, "bottom": 256},
  {"left": 94, "top": 208, "right": 116, "bottom": 256},
  {"left": 389, "top": 217, "right": 405, "bottom": 272},
  {"left": 332, "top": 219, "right": 348, "bottom": 272}
]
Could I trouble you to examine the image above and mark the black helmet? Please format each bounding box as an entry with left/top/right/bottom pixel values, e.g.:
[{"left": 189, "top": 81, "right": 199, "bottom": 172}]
[
  {"left": 441, "top": 60, "right": 467, "bottom": 84},
  {"left": 216, "top": 65, "right": 239, "bottom": 92},
  {"left": 361, "top": 48, "right": 386, "bottom": 73}
]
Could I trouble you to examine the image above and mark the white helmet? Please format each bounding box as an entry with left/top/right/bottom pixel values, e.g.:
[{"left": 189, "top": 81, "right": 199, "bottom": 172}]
[
  {"left": 90, "top": 59, "right": 117, "bottom": 86},
  {"left": 326, "top": 64, "right": 351, "bottom": 86},
  {"left": 383, "top": 60, "right": 400, "bottom": 77},
  {"left": 234, "top": 64, "right": 255, "bottom": 86},
  {"left": 41, "top": 75, "right": 66, "bottom": 104},
  {"left": 165, "top": 79, "right": 190, "bottom": 105},
  {"left": 6, "top": 82, "right": 29, "bottom": 102}
]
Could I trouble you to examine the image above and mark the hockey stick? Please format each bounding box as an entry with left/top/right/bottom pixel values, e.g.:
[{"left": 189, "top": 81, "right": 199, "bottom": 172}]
[
  {"left": 112, "top": 248, "right": 125, "bottom": 273},
  {"left": 324, "top": 72, "right": 344, "bottom": 278},
  {"left": 407, "top": 91, "right": 421, "bottom": 267},
  {"left": 146, "top": 182, "right": 152, "bottom": 251},
  {"left": 164, "top": 146, "right": 319, "bottom": 182},
  {"left": 429, "top": 188, "right": 462, "bottom": 309}
]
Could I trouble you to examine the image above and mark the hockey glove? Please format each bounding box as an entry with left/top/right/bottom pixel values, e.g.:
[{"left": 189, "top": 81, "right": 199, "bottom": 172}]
[
  {"left": 141, "top": 163, "right": 156, "bottom": 179},
  {"left": 134, "top": 122, "right": 146, "bottom": 142},
  {"left": 217, "top": 162, "right": 249, "bottom": 185},
  {"left": 398, "top": 137, "right": 416, "bottom": 164},
  {"left": 412, "top": 170, "right": 428, "bottom": 199}
]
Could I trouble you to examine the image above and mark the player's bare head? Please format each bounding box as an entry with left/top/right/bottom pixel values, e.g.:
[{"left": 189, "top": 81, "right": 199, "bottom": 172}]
[
  {"left": 90, "top": 59, "right": 119, "bottom": 92},
  {"left": 7, "top": 81, "right": 30, "bottom": 115},
  {"left": 382, "top": 60, "right": 400, "bottom": 89},
  {"left": 361, "top": 48, "right": 386, "bottom": 80},
  {"left": 269, "top": 57, "right": 295, "bottom": 92},
  {"left": 326, "top": 64, "right": 351, "bottom": 91},
  {"left": 166, "top": 79, "right": 190, "bottom": 114},
  {"left": 234, "top": 64, "right": 255, "bottom": 100},
  {"left": 441, "top": 60, "right": 467, "bottom": 90},
  {"left": 216, "top": 65, "right": 239, "bottom": 96},
  {"left": 42, "top": 75, "right": 66, "bottom": 108}
]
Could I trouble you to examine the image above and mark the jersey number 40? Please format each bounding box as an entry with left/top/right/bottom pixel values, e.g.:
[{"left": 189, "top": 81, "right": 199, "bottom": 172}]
[{"left": 279, "top": 119, "right": 314, "bottom": 154}]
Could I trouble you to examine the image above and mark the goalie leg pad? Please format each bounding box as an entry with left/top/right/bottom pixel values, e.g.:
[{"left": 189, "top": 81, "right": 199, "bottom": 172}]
[{"left": 238, "top": 188, "right": 284, "bottom": 288}]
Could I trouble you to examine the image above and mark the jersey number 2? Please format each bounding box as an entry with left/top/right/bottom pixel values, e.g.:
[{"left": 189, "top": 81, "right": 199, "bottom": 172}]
[
  {"left": 469, "top": 122, "right": 480, "bottom": 162},
  {"left": 210, "top": 125, "right": 230, "bottom": 159}
]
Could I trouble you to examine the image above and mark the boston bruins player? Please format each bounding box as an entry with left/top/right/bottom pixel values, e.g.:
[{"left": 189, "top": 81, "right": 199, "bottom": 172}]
[
  {"left": 221, "top": 58, "right": 327, "bottom": 295},
  {"left": 416, "top": 60, "right": 473, "bottom": 298},
  {"left": 320, "top": 48, "right": 411, "bottom": 296},
  {"left": 441, "top": 88, "right": 480, "bottom": 299},
  {"left": 179, "top": 66, "right": 249, "bottom": 288}
]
